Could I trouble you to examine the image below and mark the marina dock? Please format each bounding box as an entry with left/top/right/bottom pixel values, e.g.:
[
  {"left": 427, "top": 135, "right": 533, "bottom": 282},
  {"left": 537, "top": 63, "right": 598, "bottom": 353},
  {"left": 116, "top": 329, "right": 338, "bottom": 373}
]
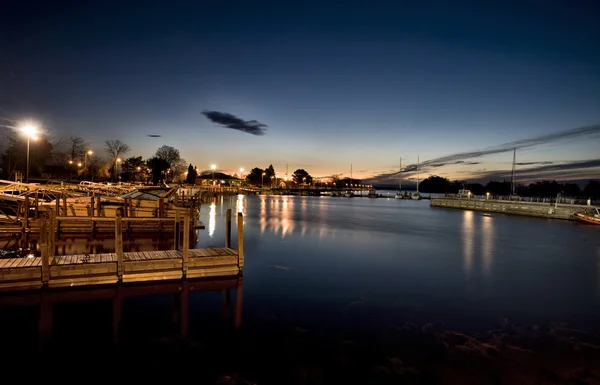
[
  {"left": 430, "top": 197, "right": 592, "bottom": 221},
  {"left": 0, "top": 209, "right": 244, "bottom": 292}
]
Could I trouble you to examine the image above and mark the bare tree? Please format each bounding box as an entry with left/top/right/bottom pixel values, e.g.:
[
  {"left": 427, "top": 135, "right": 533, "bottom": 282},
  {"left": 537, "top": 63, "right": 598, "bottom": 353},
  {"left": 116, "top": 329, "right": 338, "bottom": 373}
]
[
  {"left": 68, "top": 136, "right": 88, "bottom": 162},
  {"left": 155, "top": 145, "right": 181, "bottom": 166},
  {"left": 104, "top": 139, "right": 131, "bottom": 161}
]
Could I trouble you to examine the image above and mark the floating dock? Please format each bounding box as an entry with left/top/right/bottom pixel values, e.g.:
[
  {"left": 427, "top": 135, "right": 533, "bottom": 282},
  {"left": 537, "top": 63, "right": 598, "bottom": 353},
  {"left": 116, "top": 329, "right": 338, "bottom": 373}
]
[
  {"left": 0, "top": 209, "right": 244, "bottom": 292},
  {"left": 430, "top": 197, "right": 592, "bottom": 221}
]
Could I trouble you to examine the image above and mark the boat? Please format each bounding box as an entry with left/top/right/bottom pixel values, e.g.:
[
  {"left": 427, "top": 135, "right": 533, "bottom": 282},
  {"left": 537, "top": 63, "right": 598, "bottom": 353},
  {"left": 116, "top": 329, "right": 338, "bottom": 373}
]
[
  {"left": 410, "top": 155, "right": 422, "bottom": 200},
  {"left": 574, "top": 207, "right": 600, "bottom": 225},
  {"left": 394, "top": 157, "right": 403, "bottom": 199},
  {"left": 368, "top": 189, "right": 378, "bottom": 198}
]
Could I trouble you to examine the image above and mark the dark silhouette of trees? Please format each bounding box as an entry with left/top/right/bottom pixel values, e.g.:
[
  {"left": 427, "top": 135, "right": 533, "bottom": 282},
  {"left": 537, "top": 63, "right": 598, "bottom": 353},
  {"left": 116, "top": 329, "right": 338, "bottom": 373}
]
[
  {"left": 246, "top": 168, "right": 265, "bottom": 186},
  {"left": 265, "top": 164, "right": 275, "bottom": 178},
  {"left": 185, "top": 164, "right": 198, "bottom": 184},
  {"left": 120, "top": 156, "right": 146, "bottom": 182},
  {"left": 484, "top": 181, "right": 511, "bottom": 195},
  {"left": 465, "top": 183, "right": 485, "bottom": 195},
  {"left": 419, "top": 176, "right": 452, "bottom": 193},
  {"left": 292, "top": 169, "right": 312, "bottom": 185},
  {"left": 583, "top": 181, "right": 600, "bottom": 198},
  {"left": 67, "top": 136, "right": 88, "bottom": 162},
  {"left": 104, "top": 140, "right": 130, "bottom": 161},
  {"left": 146, "top": 157, "right": 169, "bottom": 185}
]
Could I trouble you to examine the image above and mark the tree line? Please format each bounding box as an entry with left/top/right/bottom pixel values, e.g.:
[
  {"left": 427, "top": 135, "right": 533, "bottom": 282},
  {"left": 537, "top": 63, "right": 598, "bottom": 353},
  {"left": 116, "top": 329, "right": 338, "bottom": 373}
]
[
  {"left": 418, "top": 175, "right": 600, "bottom": 198},
  {"left": 244, "top": 165, "right": 362, "bottom": 187},
  {"left": 0, "top": 128, "right": 194, "bottom": 185}
]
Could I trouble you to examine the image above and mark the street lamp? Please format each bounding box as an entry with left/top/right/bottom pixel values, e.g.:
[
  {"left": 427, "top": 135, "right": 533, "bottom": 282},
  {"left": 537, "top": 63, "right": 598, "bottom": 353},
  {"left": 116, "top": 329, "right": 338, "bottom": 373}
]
[
  {"left": 211, "top": 164, "right": 216, "bottom": 185},
  {"left": 262, "top": 172, "right": 266, "bottom": 188},
  {"left": 114, "top": 158, "right": 121, "bottom": 182},
  {"left": 20, "top": 124, "right": 39, "bottom": 183}
]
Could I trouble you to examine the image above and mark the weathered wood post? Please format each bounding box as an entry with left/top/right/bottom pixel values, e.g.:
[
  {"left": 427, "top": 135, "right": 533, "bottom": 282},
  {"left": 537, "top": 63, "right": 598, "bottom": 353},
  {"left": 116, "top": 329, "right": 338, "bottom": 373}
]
[
  {"left": 182, "top": 213, "right": 190, "bottom": 277},
  {"left": 237, "top": 212, "right": 244, "bottom": 270},
  {"left": 158, "top": 197, "right": 165, "bottom": 217},
  {"left": 95, "top": 196, "right": 102, "bottom": 216},
  {"left": 40, "top": 213, "right": 49, "bottom": 285},
  {"left": 225, "top": 208, "right": 232, "bottom": 248},
  {"left": 62, "top": 194, "right": 67, "bottom": 216},
  {"left": 174, "top": 209, "right": 180, "bottom": 250},
  {"left": 34, "top": 194, "right": 39, "bottom": 218},
  {"left": 54, "top": 196, "right": 60, "bottom": 216},
  {"left": 90, "top": 196, "right": 95, "bottom": 217},
  {"left": 24, "top": 195, "right": 30, "bottom": 229},
  {"left": 115, "top": 211, "right": 124, "bottom": 281},
  {"left": 49, "top": 208, "right": 56, "bottom": 257}
]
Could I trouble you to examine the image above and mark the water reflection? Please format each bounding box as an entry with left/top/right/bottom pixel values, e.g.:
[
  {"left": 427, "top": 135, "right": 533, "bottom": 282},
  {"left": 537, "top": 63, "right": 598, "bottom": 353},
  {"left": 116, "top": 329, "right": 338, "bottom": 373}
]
[
  {"left": 462, "top": 211, "right": 475, "bottom": 276},
  {"left": 0, "top": 233, "right": 181, "bottom": 256},
  {"left": 0, "top": 277, "right": 244, "bottom": 350},
  {"left": 208, "top": 201, "right": 216, "bottom": 238},
  {"left": 236, "top": 194, "right": 245, "bottom": 215},
  {"left": 481, "top": 215, "right": 495, "bottom": 277}
]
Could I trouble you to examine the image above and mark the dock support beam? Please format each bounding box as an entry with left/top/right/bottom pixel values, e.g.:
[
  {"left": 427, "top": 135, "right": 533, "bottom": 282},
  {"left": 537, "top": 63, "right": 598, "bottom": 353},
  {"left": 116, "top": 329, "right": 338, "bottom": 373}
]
[
  {"left": 115, "top": 213, "right": 124, "bottom": 281},
  {"left": 182, "top": 214, "right": 189, "bottom": 277},
  {"left": 237, "top": 212, "right": 244, "bottom": 270},
  {"left": 40, "top": 214, "right": 49, "bottom": 285},
  {"left": 225, "top": 209, "right": 232, "bottom": 248}
]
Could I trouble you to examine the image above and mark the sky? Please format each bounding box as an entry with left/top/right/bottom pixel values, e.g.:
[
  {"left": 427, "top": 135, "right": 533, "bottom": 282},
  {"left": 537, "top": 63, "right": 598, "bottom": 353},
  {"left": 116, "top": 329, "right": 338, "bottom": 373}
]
[{"left": 1, "top": 0, "right": 599, "bottom": 185}]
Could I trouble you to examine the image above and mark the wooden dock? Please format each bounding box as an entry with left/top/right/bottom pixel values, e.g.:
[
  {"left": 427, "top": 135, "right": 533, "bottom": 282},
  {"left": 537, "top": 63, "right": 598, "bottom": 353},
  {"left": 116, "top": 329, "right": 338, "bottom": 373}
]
[{"left": 0, "top": 209, "right": 244, "bottom": 292}]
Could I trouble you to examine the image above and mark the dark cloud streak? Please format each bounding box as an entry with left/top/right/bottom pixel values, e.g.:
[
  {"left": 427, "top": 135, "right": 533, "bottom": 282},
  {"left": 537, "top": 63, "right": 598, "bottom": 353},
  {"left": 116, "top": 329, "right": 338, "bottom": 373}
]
[{"left": 202, "top": 110, "right": 267, "bottom": 136}]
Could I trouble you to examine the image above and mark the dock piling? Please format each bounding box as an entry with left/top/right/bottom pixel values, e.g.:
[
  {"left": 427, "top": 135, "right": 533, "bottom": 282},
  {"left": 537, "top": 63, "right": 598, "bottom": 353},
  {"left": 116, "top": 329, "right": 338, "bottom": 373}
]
[
  {"left": 40, "top": 214, "right": 49, "bottom": 285},
  {"left": 237, "top": 212, "right": 244, "bottom": 269},
  {"left": 225, "top": 209, "right": 232, "bottom": 248},
  {"left": 115, "top": 212, "right": 124, "bottom": 280},
  {"left": 182, "top": 214, "right": 190, "bottom": 277}
]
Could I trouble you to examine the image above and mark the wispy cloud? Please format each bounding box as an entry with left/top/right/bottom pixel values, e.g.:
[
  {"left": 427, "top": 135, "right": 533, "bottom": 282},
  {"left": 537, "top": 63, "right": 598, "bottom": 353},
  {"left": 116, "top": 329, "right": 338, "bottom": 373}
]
[
  {"left": 202, "top": 110, "right": 268, "bottom": 136},
  {"left": 368, "top": 124, "right": 600, "bottom": 183}
]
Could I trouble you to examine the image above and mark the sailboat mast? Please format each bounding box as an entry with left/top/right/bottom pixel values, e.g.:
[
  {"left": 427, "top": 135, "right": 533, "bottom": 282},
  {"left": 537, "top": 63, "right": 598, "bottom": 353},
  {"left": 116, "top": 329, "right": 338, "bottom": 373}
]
[
  {"left": 399, "top": 157, "right": 402, "bottom": 191},
  {"left": 416, "top": 155, "right": 420, "bottom": 193},
  {"left": 510, "top": 148, "right": 516, "bottom": 195}
]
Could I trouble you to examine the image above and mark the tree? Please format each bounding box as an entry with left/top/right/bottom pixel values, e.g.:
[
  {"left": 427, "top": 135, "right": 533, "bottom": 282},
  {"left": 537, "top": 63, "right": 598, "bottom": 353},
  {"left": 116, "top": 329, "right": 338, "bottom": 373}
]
[
  {"left": 419, "top": 176, "right": 452, "bottom": 193},
  {"left": 146, "top": 157, "right": 170, "bottom": 185},
  {"left": 0, "top": 128, "right": 53, "bottom": 181},
  {"left": 185, "top": 164, "right": 198, "bottom": 184},
  {"left": 155, "top": 145, "right": 181, "bottom": 166},
  {"left": 104, "top": 140, "right": 131, "bottom": 161},
  {"left": 104, "top": 140, "right": 130, "bottom": 181},
  {"left": 265, "top": 164, "right": 275, "bottom": 178},
  {"left": 67, "top": 136, "right": 88, "bottom": 162},
  {"left": 292, "top": 169, "right": 312, "bottom": 185},
  {"left": 121, "top": 156, "right": 146, "bottom": 182},
  {"left": 583, "top": 181, "right": 600, "bottom": 198},
  {"left": 246, "top": 167, "right": 265, "bottom": 186}
]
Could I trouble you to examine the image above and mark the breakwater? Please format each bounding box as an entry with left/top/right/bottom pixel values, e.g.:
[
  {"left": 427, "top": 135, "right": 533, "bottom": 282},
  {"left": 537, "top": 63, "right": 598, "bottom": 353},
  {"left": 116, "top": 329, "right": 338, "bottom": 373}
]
[{"left": 430, "top": 197, "right": 589, "bottom": 221}]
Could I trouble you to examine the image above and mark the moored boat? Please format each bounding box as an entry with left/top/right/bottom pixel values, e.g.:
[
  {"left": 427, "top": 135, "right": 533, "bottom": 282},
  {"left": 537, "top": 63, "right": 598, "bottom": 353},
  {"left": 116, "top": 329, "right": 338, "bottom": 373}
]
[{"left": 574, "top": 207, "right": 600, "bottom": 225}]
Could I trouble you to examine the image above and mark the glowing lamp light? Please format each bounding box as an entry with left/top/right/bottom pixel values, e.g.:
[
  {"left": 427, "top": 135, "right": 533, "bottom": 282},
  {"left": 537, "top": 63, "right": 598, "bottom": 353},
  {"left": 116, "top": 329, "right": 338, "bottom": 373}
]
[{"left": 21, "top": 124, "right": 38, "bottom": 137}]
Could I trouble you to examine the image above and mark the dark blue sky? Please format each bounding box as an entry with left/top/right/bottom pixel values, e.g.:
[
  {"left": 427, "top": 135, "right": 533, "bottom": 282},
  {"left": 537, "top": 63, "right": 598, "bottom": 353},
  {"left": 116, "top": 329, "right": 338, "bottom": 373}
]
[{"left": 2, "top": 1, "right": 599, "bottom": 182}]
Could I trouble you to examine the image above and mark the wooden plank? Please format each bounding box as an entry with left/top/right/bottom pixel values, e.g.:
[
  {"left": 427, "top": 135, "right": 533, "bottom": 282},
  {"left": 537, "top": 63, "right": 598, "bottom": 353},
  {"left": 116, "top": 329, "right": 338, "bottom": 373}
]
[{"left": 0, "top": 259, "right": 11, "bottom": 269}]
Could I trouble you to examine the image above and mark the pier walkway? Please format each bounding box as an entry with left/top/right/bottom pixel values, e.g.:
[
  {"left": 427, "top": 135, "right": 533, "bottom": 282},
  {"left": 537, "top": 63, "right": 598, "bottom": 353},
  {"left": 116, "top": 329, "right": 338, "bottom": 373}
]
[{"left": 0, "top": 210, "right": 244, "bottom": 291}]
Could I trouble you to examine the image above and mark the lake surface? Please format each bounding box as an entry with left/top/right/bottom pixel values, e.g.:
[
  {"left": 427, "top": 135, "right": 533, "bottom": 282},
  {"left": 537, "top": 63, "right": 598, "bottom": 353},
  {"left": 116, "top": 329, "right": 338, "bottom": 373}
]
[{"left": 1, "top": 193, "right": 600, "bottom": 358}]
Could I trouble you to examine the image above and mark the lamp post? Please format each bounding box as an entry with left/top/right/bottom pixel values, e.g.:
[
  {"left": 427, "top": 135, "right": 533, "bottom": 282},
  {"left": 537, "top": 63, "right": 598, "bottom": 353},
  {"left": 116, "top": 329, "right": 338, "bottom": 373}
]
[
  {"left": 21, "top": 124, "right": 39, "bottom": 183},
  {"left": 211, "top": 164, "right": 216, "bottom": 185},
  {"left": 114, "top": 158, "right": 121, "bottom": 182},
  {"left": 262, "top": 172, "right": 266, "bottom": 188}
]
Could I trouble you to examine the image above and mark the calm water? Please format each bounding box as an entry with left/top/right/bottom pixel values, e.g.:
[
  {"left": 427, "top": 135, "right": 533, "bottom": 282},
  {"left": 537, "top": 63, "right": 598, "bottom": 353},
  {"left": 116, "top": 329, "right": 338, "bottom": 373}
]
[{"left": 1, "top": 194, "right": 600, "bottom": 354}]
